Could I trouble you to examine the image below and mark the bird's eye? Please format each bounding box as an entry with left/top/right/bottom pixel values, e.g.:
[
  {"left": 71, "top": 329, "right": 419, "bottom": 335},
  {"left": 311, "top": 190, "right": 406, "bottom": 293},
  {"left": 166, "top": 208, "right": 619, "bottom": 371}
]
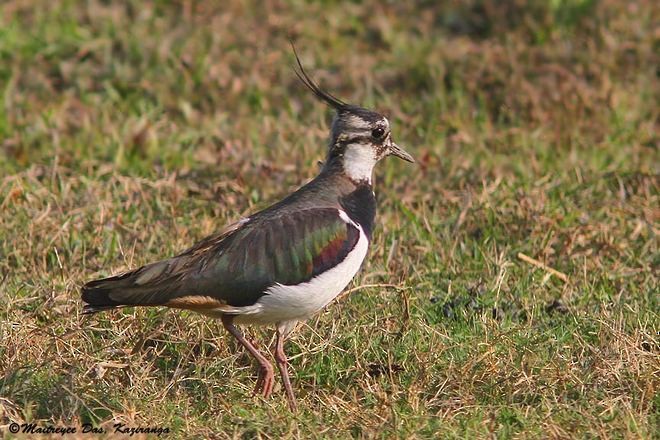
[{"left": 371, "top": 127, "right": 385, "bottom": 139}]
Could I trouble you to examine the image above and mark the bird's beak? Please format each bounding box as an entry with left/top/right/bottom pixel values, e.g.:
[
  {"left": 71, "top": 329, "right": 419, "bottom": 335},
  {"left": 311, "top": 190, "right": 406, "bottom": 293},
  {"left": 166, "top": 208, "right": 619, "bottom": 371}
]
[{"left": 388, "top": 141, "right": 415, "bottom": 163}]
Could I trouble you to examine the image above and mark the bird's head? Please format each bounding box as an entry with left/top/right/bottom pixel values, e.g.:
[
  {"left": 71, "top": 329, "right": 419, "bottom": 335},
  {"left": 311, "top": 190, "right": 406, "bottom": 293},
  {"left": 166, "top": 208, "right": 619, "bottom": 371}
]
[{"left": 293, "top": 48, "right": 414, "bottom": 184}]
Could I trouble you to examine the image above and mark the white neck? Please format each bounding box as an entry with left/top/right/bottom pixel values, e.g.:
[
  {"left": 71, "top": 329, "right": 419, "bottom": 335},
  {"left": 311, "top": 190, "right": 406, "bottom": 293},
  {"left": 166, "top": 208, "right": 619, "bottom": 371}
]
[{"left": 343, "top": 145, "right": 376, "bottom": 183}]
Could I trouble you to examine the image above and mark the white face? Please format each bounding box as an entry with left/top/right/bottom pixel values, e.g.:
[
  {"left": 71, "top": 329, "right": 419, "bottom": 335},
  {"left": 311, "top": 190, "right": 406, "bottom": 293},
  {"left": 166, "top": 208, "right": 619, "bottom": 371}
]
[
  {"left": 343, "top": 143, "right": 378, "bottom": 183},
  {"left": 340, "top": 116, "right": 391, "bottom": 183}
]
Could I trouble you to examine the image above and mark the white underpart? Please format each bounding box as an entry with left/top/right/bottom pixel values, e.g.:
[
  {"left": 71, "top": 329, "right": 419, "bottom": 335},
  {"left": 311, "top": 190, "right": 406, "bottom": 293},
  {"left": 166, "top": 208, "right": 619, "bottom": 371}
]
[
  {"left": 343, "top": 144, "right": 377, "bottom": 183},
  {"left": 230, "top": 209, "right": 369, "bottom": 325}
]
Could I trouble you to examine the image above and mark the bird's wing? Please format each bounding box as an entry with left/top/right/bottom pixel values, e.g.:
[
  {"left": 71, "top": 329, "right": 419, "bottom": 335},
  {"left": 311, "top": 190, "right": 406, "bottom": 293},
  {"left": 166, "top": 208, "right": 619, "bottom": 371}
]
[{"left": 82, "top": 208, "right": 361, "bottom": 312}]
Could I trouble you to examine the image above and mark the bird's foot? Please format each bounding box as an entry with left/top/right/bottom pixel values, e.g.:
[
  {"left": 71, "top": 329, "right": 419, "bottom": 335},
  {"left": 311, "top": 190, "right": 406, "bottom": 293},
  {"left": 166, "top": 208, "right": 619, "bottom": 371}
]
[
  {"left": 253, "top": 363, "right": 275, "bottom": 398},
  {"left": 285, "top": 391, "right": 298, "bottom": 412}
]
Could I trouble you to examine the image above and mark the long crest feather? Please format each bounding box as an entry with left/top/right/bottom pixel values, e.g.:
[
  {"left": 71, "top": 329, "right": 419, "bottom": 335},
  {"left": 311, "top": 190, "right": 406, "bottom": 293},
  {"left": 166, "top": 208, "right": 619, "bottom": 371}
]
[{"left": 291, "top": 43, "right": 348, "bottom": 111}]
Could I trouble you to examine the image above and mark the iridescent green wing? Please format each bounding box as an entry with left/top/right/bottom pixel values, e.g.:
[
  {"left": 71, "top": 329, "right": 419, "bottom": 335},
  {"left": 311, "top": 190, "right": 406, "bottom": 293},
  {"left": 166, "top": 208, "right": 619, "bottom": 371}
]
[
  {"left": 185, "top": 208, "right": 361, "bottom": 306},
  {"left": 81, "top": 209, "right": 361, "bottom": 311}
]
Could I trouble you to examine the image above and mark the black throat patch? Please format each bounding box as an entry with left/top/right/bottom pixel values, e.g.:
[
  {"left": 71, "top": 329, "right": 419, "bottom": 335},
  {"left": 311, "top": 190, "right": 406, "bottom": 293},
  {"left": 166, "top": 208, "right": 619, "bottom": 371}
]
[{"left": 340, "top": 184, "right": 377, "bottom": 240}]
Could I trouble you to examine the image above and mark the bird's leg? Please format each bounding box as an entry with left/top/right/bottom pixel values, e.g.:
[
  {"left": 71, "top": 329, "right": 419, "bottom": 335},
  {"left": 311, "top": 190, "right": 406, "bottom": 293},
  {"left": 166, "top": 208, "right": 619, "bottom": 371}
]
[
  {"left": 221, "top": 315, "right": 275, "bottom": 399},
  {"left": 274, "top": 321, "right": 298, "bottom": 411},
  {"left": 244, "top": 337, "right": 269, "bottom": 393}
]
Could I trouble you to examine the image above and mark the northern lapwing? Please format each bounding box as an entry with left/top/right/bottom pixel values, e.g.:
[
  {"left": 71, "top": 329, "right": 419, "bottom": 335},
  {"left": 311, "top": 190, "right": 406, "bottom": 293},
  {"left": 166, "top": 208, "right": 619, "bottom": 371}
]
[{"left": 81, "top": 50, "right": 414, "bottom": 410}]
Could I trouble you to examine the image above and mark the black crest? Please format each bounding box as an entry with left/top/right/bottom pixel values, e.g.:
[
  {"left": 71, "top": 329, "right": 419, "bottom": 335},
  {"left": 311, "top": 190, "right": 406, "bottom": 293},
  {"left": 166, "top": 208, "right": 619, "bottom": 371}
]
[{"left": 291, "top": 43, "right": 348, "bottom": 111}]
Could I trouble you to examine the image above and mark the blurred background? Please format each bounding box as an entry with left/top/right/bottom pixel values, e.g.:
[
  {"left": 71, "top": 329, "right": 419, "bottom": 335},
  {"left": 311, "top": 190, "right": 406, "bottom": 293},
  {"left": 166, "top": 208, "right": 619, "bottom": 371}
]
[
  {"left": 0, "top": 1, "right": 657, "bottom": 438},
  {"left": 1, "top": 1, "right": 656, "bottom": 175}
]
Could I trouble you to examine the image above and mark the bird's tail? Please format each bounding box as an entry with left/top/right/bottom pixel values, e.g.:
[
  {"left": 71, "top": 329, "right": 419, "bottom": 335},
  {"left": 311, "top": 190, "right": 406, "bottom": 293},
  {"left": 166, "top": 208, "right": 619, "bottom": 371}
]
[{"left": 81, "top": 259, "right": 183, "bottom": 314}]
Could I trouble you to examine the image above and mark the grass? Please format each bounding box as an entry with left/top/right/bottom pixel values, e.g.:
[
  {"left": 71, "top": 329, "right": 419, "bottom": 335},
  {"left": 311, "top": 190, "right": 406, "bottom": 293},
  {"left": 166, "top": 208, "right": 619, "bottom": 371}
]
[{"left": 0, "top": 0, "right": 658, "bottom": 438}]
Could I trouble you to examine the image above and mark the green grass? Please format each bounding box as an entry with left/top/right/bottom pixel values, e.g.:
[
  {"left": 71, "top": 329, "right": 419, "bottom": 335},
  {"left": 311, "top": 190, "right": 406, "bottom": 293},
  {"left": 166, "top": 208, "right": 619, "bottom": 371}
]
[{"left": 1, "top": 1, "right": 658, "bottom": 438}]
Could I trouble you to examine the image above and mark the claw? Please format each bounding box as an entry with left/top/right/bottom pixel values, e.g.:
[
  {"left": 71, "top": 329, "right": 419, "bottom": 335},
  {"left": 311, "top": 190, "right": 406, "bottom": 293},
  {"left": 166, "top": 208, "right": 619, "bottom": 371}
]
[{"left": 253, "top": 363, "right": 275, "bottom": 398}]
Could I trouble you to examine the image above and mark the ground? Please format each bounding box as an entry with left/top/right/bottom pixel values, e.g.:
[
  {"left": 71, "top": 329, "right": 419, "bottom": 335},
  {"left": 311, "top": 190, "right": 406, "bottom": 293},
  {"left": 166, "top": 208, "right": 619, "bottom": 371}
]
[{"left": 0, "top": 1, "right": 658, "bottom": 438}]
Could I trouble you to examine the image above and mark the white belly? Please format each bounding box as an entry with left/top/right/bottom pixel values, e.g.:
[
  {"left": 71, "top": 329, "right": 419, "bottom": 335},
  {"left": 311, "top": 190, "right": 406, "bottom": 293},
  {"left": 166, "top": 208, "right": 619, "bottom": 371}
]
[{"left": 232, "top": 222, "right": 369, "bottom": 325}]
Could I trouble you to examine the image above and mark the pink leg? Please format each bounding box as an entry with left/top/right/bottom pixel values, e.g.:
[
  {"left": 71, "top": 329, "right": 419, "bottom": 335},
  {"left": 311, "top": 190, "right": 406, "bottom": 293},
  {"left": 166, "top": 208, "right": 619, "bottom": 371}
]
[
  {"left": 274, "top": 323, "right": 297, "bottom": 411},
  {"left": 221, "top": 315, "right": 275, "bottom": 399}
]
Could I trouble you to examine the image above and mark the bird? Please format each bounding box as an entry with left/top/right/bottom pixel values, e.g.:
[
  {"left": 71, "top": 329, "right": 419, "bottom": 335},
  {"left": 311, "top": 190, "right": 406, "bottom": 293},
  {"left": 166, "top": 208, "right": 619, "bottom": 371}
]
[{"left": 81, "top": 48, "right": 414, "bottom": 411}]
